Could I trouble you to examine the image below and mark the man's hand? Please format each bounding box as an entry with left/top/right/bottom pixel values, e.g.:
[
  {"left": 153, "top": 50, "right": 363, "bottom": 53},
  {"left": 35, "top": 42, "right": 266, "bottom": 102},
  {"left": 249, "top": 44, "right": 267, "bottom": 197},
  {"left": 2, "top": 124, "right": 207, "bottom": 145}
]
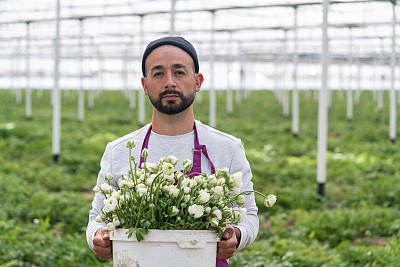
[
  {"left": 217, "top": 225, "right": 241, "bottom": 259},
  {"left": 93, "top": 227, "right": 113, "bottom": 260}
]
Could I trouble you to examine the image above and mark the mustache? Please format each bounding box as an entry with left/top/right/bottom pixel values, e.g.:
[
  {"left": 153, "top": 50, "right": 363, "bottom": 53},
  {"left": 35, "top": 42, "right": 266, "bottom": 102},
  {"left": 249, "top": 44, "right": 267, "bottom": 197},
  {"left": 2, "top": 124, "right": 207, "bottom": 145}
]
[{"left": 159, "top": 89, "right": 185, "bottom": 99}]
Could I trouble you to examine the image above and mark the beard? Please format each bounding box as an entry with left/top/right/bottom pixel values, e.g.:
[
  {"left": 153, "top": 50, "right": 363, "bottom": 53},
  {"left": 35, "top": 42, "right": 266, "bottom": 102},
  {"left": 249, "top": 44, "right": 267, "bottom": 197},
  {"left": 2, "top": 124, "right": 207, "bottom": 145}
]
[{"left": 148, "top": 88, "right": 196, "bottom": 115}]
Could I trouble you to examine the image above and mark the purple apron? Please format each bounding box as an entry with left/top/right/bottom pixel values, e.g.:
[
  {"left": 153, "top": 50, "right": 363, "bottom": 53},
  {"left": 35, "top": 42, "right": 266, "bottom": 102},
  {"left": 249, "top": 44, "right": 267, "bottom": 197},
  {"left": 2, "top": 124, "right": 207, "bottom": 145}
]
[{"left": 139, "top": 122, "right": 228, "bottom": 267}]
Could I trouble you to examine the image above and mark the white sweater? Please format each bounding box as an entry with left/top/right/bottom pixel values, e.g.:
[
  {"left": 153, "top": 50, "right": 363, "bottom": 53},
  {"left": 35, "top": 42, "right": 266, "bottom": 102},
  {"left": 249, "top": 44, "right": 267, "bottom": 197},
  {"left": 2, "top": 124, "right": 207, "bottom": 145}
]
[{"left": 86, "top": 120, "right": 259, "bottom": 251}]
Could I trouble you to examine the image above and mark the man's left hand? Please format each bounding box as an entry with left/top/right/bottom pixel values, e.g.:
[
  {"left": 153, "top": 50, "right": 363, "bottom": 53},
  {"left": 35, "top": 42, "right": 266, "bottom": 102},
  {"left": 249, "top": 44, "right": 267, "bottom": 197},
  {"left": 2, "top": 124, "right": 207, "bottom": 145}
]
[{"left": 217, "top": 225, "right": 241, "bottom": 259}]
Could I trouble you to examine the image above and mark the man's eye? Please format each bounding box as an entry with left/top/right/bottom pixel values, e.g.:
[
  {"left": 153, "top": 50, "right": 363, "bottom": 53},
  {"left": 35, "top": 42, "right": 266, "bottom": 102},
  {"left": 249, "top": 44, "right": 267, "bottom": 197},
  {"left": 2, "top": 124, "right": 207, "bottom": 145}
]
[
  {"left": 154, "top": 72, "right": 163, "bottom": 77},
  {"left": 175, "top": 71, "right": 185, "bottom": 75}
]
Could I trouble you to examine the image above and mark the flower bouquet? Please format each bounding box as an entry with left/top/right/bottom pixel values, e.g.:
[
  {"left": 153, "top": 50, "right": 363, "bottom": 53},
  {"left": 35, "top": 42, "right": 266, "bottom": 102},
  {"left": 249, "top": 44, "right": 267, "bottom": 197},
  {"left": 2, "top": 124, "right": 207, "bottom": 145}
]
[{"left": 94, "top": 139, "right": 276, "bottom": 242}]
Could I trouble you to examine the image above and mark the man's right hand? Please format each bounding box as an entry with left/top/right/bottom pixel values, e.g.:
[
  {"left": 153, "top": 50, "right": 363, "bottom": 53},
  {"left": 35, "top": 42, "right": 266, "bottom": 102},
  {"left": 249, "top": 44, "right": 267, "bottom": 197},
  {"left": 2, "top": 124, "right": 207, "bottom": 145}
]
[{"left": 93, "top": 227, "right": 113, "bottom": 260}]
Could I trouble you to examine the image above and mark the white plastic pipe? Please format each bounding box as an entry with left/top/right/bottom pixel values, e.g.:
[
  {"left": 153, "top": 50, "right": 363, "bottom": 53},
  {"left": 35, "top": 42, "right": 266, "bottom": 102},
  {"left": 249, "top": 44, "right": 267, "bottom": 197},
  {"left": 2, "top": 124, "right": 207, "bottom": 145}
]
[
  {"left": 139, "top": 15, "right": 145, "bottom": 126},
  {"left": 317, "top": 0, "right": 329, "bottom": 196},
  {"left": 347, "top": 27, "right": 353, "bottom": 120},
  {"left": 209, "top": 11, "right": 216, "bottom": 127},
  {"left": 78, "top": 19, "right": 85, "bottom": 122},
  {"left": 25, "top": 22, "right": 32, "bottom": 120},
  {"left": 292, "top": 6, "right": 299, "bottom": 137},
  {"left": 52, "top": 0, "right": 61, "bottom": 161},
  {"left": 389, "top": 1, "right": 397, "bottom": 142}
]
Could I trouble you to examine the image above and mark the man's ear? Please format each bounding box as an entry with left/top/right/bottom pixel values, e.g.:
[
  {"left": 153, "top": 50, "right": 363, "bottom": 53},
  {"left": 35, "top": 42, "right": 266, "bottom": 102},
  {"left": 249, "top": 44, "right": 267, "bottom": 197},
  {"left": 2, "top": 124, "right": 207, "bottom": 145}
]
[
  {"left": 141, "top": 77, "right": 149, "bottom": 95},
  {"left": 195, "top": 73, "right": 204, "bottom": 93}
]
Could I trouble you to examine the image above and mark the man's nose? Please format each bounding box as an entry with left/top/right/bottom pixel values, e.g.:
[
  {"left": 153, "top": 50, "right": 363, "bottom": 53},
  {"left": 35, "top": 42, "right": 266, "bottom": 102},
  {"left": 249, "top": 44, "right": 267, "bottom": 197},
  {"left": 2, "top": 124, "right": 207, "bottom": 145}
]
[{"left": 164, "top": 71, "right": 176, "bottom": 88}]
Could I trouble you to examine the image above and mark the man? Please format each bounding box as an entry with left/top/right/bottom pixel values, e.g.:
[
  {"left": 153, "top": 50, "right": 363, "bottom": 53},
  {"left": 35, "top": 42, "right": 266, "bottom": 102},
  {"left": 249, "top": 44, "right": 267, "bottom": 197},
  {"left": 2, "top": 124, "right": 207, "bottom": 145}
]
[{"left": 86, "top": 36, "right": 259, "bottom": 265}]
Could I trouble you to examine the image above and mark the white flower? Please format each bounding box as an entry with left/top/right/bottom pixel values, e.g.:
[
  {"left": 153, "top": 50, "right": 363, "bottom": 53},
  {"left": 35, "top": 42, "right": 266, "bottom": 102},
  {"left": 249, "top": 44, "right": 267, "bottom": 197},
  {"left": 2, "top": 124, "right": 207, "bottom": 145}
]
[
  {"left": 183, "top": 194, "right": 190, "bottom": 203},
  {"left": 162, "top": 185, "right": 170, "bottom": 193},
  {"left": 101, "top": 183, "right": 113, "bottom": 194},
  {"left": 169, "top": 187, "right": 180, "bottom": 198},
  {"left": 212, "top": 209, "right": 222, "bottom": 220},
  {"left": 231, "top": 172, "right": 243, "bottom": 188},
  {"left": 217, "top": 168, "right": 229, "bottom": 177},
  {"left": 137, "top": 187, "right": 148, "bottom": 196},
  {"left": 205, "top": 207, "right": 211, "bottom": 214},
  {"left": 107, "top": 222, "right": 116, "bottom": 231},
  {"left": 103, "top": 198, "right": 118, "bottom": 212},
  {"left": 136, "top": 183, "right": 146, "bottom": 189},
  {"left": 181, "top": 178, "right": 191, "bottom": 187},
  {"left": 188, "top": 204, "right": 204, "bottom": 218},
  {"left": 135, "top": 169, "right": 144, "bottom": 177},
  {"left": 234, "top": 207, "right": 247, "bottom": 223},
  {"left": 146, "top": 177, "right": 154, "bottom": 186},
  {"left": 111, "top": 191, "right": 121, "bottom": 200},
  {"left": 145, "top": 162, "right": 159, "bottom": 173},
  {"left": 236, "top": 195, "right": 245, "bottom": 205},
  {"left": 118, "top": 179, "right": 128, "bottom": 189},
  {"left": 105, "top": 172, "right": 113, "bottom": 181},
  {"left": 127, "top": 180, "right": 135, "bottom": 188},
  {"left": 167, "top": 155, "right": 178, "bottom": 166},
  {"left": 213, "top": 186, "right": 224, "bottom": 198},
  {"left": 232, "top": 186, "right": 241, "bottom": 194},
  {"left": 113, "top": 217, "right": 121, "bottom": 226},
  {"left": 208, "top": 175, "right": 217, "bottom": 185},
  {"left": 162, "top": 162, "right": 175, "bottom": 175},
  {"left": 198, "top": 191, "right": 210, "bottom": 203},
  {"left": 189, "top": 179, "right": 197, "bottom": 188},
  {"left": 176, "top": 171, "right": 184, "bottom": 180},
  {"left": 217, "top": 178, "right": 225, "bottom": 186},
  {"left": 183, "top": 186, "right": 190, "bottom": 194},
  {"left": 171, "top": 206, "right": 179, "bottom": 216},
  {"left": 93, "top": 185, "right": 100, "bottom": 193},
  {"left": 95, "top": 215, "right": 104, "bottom": 223},
  {"left": 164, "top": 174, "right": 175, "bottom": 183},
  {"left": 194, "top": 175, "right": 205, "bottom": 184},
  {"left": 264, "top": 194, "right": 277, "bottom": 207},
  {"left": 210, "top": 218, "right": 219, "bottom": 227}
]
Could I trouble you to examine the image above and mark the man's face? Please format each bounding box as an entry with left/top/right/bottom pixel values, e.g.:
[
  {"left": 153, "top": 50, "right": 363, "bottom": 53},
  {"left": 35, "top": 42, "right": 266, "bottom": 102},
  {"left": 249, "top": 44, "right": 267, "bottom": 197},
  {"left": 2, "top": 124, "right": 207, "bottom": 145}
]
[{"left": 141, "top": 45, "right": 203, "bottom": 115}]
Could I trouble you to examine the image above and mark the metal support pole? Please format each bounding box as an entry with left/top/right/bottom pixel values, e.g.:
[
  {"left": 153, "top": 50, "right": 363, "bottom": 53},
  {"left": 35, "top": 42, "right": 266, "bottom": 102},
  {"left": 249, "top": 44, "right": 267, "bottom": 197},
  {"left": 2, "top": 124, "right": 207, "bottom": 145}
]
[
  {"left": 283, "top": 29, "right": 289, "bottom": 118},
  {"left": 52, "top": 0, "right": 61, "bottom": 161},
  {"left": 226, "top": 32, "right": 233, "bottom": 116},
  {"left": 25, "top": 22, "right": 32, "bottom": 120},
  {"left": 347, "top": 27, "right": 353, "bottom": 121},
  {"left": 139, "top": 15, "right": 146, "bottom": 126},
  {"left": 209, "top": 11, "right": 216, "bottom": 127},
  {"left": 317, "top": 0, "right": 329, "bottom": 198},
  {"left": 78, "top": 19, "right": 85, "bottom": 122},
  {"left": 389, "top": 1, "right": 397, "bottom": 142},
  {"left": 292, "top": 6, "right": 299, "bottom": 137}
]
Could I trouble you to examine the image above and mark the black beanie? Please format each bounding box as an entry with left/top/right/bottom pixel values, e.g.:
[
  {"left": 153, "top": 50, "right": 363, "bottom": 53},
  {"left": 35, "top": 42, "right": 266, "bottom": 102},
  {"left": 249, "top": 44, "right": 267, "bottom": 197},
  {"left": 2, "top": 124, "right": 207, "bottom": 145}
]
[{"left": 141, "top": 36, "right": 199, "bottom": 77}]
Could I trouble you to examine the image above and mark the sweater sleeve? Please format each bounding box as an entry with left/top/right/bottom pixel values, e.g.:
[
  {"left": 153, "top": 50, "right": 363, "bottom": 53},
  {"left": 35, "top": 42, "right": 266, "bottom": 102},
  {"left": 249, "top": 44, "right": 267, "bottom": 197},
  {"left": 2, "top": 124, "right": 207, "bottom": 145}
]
[
  {"left": 230, "top": 140, "right": 259, "bottom": 251},
  {"left": 86, "top": 142, "right": 112, "bottom": 250}
]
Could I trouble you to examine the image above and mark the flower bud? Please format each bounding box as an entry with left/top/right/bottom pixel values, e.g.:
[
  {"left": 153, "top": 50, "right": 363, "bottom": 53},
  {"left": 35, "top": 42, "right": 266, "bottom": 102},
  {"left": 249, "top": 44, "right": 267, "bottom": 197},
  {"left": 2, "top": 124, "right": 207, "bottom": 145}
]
[
  {"left": 166, "top": 155, "right": 178, "bottom": 166},
  {"left": 126, "top": 139, "right": 136, "bottom": 149},
  {"left": 141, "top": 148, "right": 149, "bottom": 158},
  {"left": 210, "top": 218, "right": 219, "bottom": 227},
  {"left": 95, "top": 215, "right": 104, "bottom": 223},
  {"left": 183, "top": 159, "right": 192, "bottom": 172},
  {"left": 93, "top": 185, "right": 101, "bottom": 193},
  {"left": 105, "top": 173, "right": 113, "bottom": 181},
  {"left": 107, "top": 222, "right": 116, "bottom": 231},
  {"left": 113, "top": 217, "right": 121, "bottom": 226},
  {"left": 205, "top": 207, "right": 211, "bottom": 214},
  {"left": 264, "top": 194, "right": 277, "bottom": 207},
  {"left": 236, "top": 195, "right": 246, "bottom": 206}
]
